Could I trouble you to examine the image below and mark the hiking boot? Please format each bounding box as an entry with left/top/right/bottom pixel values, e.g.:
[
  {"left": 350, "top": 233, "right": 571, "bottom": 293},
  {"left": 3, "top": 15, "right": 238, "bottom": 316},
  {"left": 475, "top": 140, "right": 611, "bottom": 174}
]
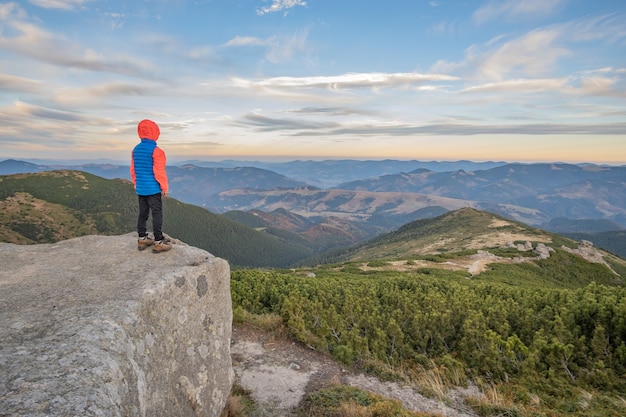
[
  {"left": 137, "top": 236, "right": 154, "bottom": 251},
  {"left": 152, "top": 238, "right": 172, "bottom": 253}
]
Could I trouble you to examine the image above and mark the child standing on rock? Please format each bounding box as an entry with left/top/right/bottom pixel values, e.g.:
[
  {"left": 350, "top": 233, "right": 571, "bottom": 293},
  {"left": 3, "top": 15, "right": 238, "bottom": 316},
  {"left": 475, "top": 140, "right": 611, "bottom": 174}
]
[{"left": 130, "top": 119, "right": 172, "bottom": 253}]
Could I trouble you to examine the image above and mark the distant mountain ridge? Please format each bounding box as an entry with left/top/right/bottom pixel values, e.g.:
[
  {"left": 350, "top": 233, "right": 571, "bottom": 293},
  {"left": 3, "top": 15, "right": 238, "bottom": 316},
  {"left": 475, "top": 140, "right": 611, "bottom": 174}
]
[
  {"left": 1, "top": 158, "right": 508, "bottom": 188},
  {"left": 338, "top": 163, "right": 626, "bottom": 223},
  {"left": 175, "top": 159, "right": 509, "bottom": 187},
  {"left": 333, "top": 163, "right": 626, "bottom": 229},
  {"left": 2, "top": 159, "right": 625, "bottom": 257}
]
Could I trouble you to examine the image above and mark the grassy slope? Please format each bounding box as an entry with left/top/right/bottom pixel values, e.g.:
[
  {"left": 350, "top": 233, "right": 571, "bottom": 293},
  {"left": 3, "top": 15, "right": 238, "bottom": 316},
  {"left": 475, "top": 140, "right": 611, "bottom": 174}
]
[
  {"left": 307, "top": 207, "right": 626, "bottom": 286},
  {"left": 231, "top": 205, "right": 626, "bottom": 416},
  {"left": 345, "top": 207, "right": 552, "bottom": 258}
]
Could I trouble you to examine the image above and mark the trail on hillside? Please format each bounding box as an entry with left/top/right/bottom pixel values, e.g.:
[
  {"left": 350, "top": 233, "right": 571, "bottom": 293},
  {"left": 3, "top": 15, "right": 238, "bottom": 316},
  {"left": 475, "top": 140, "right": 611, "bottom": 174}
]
[{"left": 230, "top": 323, "right": 479, "bottom": 417}]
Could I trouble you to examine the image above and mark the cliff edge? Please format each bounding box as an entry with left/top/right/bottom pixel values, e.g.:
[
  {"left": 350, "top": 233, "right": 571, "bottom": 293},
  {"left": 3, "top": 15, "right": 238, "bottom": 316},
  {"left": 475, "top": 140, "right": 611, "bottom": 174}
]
[{"left": 0, "top": 233, "right": 234, "bottom": 417}]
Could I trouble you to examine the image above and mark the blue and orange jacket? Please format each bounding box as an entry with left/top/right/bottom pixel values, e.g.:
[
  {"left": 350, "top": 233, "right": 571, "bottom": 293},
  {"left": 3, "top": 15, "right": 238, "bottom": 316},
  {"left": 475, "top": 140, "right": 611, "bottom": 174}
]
[{"left": 130, "top": 119, "right": 169, "bottom": 196}]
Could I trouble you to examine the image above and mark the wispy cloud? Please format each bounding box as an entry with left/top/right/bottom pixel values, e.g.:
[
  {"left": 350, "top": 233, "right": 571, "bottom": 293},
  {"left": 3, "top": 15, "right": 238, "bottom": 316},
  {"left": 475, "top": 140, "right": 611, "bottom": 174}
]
[
  {"left": 431, "top": 20, "right": 458, "bottom": 36},
  {"left": 265, "top": 28, "right": 310, "bottom": 63},
  {"left": 27, "top": 0, "right": 92, "bottom": 11},
  {"left": 460, "top": 78, "right": 569, "bottom": 94},
  {"left": 473, "top": 28, "right": 569, "bottom": 80},
  {"left": 10, "top": 100, "right": 87, "bottom": 122},
  {"left": 287, "top": 107, "right": 378, "bottom": 117},
  {"left": 257, "top": 0, "right": 307, "bottom": 16},
  {"left": 474, "top": 0, "right": 567, "bottom": 25},
  {"left": 433, "top": 13, "right": 626, "bottom": 83},
  {"left": 224, "top": 36, "right": 269, "bottom": 47},
  {"left": 0, "top": 73, "right": 42, "bottom": 93},
  {"left": 577, "top": 76, "right": 625, "bottom": 97},
  {"left": 235, "top": 110, "right": 626, "bottom": 137},
  {"left": 238, "top": 111, "right": 340, "bottom": 132},
  {"left": 223, "top": 29, "right": 310, "bottom": 64},
  {"left": 0, "top": 6, "right": 158, "bottom": 79},
  {"left": 50, "top": 82, "right": 155, "bottom": 105},
  {"left": 0, "top": 2, "right": 26, "bottom": 19},
  {"left": 237, "top": 72, "right": 459, "bottom": 90}
]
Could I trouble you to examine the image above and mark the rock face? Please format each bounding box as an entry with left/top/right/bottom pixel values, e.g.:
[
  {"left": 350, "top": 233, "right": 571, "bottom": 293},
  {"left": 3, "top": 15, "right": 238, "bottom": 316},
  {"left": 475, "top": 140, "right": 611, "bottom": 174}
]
[{"left": 0, "top": 234, "right": 234, "bottom": 417}]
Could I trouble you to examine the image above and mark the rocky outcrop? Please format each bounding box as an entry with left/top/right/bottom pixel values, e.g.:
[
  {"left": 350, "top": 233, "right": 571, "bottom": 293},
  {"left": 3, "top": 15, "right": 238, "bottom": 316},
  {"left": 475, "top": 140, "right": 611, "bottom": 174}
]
[
  {"left": 503, "top": 240, "right": 554, "bottom": 260},
  {"left": 0, "top": 234, "right": 233, "bottom": 417},
  {"left": 534, "top": 243, "right": 554, "bottom": 260},
  {"left": 561, "top": 239, "right": 618, "bottom": 275}
]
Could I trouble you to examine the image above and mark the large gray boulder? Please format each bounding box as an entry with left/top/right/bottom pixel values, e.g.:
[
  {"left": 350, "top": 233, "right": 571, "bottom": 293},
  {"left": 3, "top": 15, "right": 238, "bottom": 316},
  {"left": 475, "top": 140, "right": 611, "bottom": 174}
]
[{"left": 0, "top": 234, "right": 234, "bottom": 417}]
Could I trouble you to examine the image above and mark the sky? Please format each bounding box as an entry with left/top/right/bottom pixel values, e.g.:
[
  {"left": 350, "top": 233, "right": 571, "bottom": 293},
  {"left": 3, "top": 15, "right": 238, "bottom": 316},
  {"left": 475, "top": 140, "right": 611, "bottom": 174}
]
[{"left": 0, "top": 0, "right": 625, "bottom": 164}]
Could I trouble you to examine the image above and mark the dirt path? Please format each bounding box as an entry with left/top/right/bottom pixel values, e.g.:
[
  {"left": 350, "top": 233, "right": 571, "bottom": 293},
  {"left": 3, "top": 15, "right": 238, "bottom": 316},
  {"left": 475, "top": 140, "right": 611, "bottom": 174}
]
[{"left": 230, "top": 324, "right": 479, "bottom": 416}]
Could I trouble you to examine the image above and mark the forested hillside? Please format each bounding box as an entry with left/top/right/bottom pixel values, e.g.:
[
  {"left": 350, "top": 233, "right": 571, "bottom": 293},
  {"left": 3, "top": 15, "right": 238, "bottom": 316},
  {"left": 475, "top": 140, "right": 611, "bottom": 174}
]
[
  {"left": 0, "top": 171, "right": 311, "bottom": 267},
  {"left": 230, "top": 207, "right": 626, "bottom": 416},
  {"left": 231, "top": 257, "right": 626, "bottom": 417}
]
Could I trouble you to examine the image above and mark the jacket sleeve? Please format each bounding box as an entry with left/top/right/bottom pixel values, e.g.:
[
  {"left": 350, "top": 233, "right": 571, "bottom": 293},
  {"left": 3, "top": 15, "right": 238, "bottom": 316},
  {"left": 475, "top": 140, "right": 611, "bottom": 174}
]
[
  {"left": 130, "top": 154, "right": 136, "bottom": 187},
  {"left": 152, "top": 147, "right": 168, "bottom": 194}
]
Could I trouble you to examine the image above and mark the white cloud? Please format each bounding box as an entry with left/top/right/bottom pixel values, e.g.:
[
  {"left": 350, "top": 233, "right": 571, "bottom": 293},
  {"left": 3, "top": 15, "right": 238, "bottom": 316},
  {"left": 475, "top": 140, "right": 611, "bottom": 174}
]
[
  {"left": 450, "top": 14, "right": 626, "bottom": 82},
  {"left": 245, "top": 72, "right": 458, "bottom": 90},
  {"left": 0, "top": 73, "right": 43, "bottom": 93},
  {"left": 578, "top": 77, "right": 622, "bottom": 97},
  {"left": 224, "top": 30, "right": 309, "bottom": 64},
  {"left": 256, "top": 0, "right": 306, "bottom": 16},
  {"left": 475, "top": 28, "right": 570, "bottom": 80},
  {"left": 235, "top": 110, "right": 626, "bottom": 137},
  {"left": 224, "top": 36, "right": 269, "bottom": 47},
  {"left": 0, "top": 12, "right": 158, "bottom": 79},
  {"left": 187, "top": 45, "right": 217, "bottom": 61},
  {"left": 27, "top": 0, "right": 92, "bottom": 11},
  {"left": 11, "top": 100, "right": 86, "bottom": 121},
  {"left": 433, "top": 18, "right": 595, "bottom": 81},
  {"left": 474, "top": 0, "right": 566, "bottom": 25},
  {"left": 460, "top": 78, "right": 568, "bottom": 94},
  {"left": 0, "top": 2, "right": 27, "bottom": 19},
  {"left": 51, "top": 82, "right": 155, "bottom": 105},
  {"left": 566, "top": 13, "right": 626, "bottom": 43}
]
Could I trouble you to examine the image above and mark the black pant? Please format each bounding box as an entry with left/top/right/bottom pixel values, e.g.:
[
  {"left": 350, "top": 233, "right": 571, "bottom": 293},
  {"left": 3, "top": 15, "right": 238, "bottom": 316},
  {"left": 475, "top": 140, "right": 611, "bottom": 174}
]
[{"left": 137, "top": 193, "right": 164, "bottom": 241}]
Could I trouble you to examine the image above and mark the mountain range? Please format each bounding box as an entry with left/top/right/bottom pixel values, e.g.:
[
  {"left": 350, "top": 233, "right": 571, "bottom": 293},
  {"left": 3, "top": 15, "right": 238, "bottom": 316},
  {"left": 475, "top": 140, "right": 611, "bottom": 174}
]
[
  {"left": 1, "top": 158, "right": 625, "bottom": 258},
  {"left": 13, "top": 158, "right": 507, "bottom": 188}
]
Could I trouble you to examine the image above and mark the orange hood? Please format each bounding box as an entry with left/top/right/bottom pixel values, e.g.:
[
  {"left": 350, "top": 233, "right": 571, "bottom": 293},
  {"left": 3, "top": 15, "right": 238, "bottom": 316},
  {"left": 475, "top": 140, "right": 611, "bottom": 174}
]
[{"left": 137, "top": 119, "right": 160, "bottom": 141}]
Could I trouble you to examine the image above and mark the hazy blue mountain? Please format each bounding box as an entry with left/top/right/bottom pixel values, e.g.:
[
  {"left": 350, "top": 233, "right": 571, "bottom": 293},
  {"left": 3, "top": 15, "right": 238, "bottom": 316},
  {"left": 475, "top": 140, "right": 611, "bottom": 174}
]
[
  {"left": 3, "top": 159, "right": 625, "bottom": 235},
  {"left": 337, "top": 163, "right": 626, "bottom": 228},
  {"left": 178, "top": 159, "right": 508, "bottom": 188},
  {"left": 338, "top": 163, "right": 626, "bottom": 195},
  {"left": 166, "top": 165, "right": 309, "bottom": 208},
  {"left": 0, "top": 159, "right": 45, "bottom": 175}
]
